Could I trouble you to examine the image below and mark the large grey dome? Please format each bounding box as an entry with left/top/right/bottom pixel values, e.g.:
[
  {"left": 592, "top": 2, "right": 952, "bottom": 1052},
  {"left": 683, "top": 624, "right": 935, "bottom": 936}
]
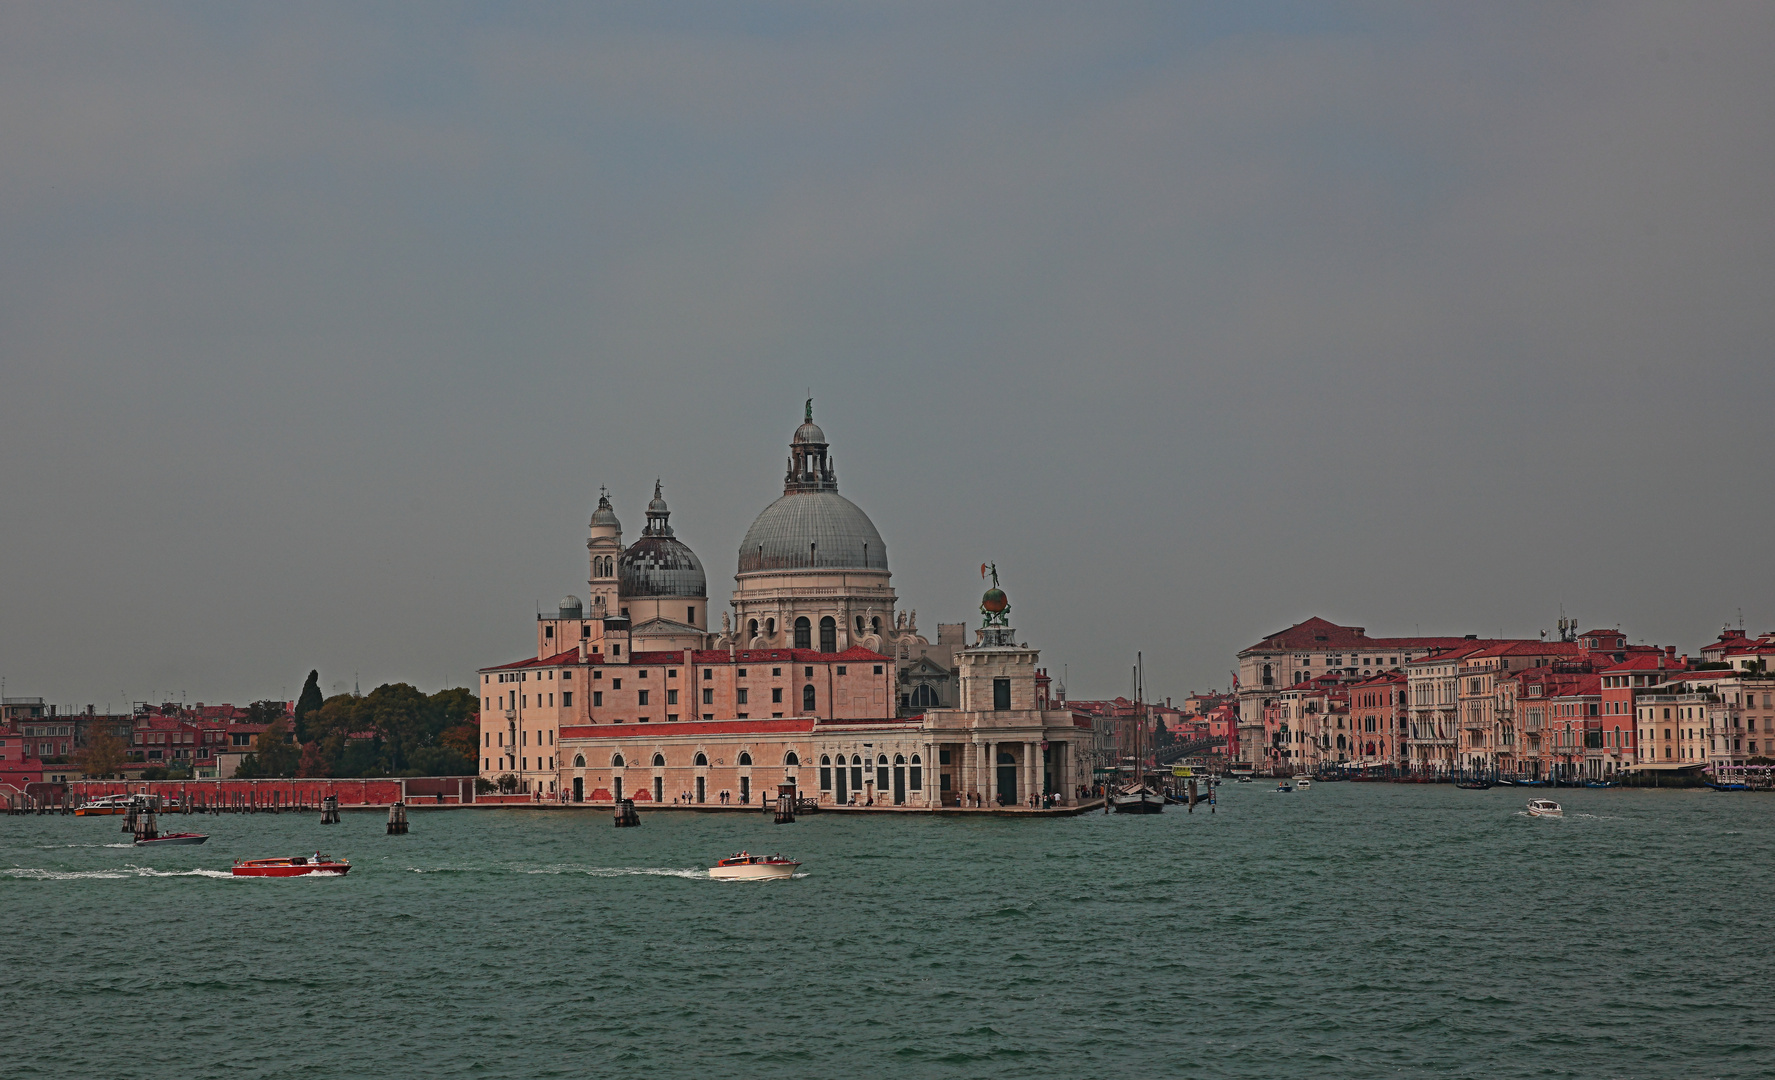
[{"left": 738, "top": 490, "right": 887, "bottom": 574}]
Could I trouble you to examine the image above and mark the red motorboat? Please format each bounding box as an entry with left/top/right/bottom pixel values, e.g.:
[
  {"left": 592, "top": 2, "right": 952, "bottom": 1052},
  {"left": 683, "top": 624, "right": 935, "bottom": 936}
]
[{"left": 231, "top": 854, "right": 351, "bottom": 877}]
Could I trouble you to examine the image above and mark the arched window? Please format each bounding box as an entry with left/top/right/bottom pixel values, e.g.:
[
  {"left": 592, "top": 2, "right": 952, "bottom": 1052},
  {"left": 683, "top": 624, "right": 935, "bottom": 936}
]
[
  {"left": 785, "top": 751, "right": 800, "bottom": 766},
  {"left": 878, "top": 754, "right": 889, "bottom": 766},
  {"left": 611, "top": 753, "right": 625, "bottom": 768},
  {"left": 872, "top": 616, "right": 881, "bottom": 633},
  {"left": 819, "top": 616, "right": 837, "bottom": 653},
  {"left": 856, "top": 615, "right": 866, "bottom": 634},
  {"left": 819, "top": 754, "right": 831, "bottom": 765},
  {"left": 652, "top": 753, "right": 666, "bottom": 767},
  {"left": 573, "top": 754, "right": 585, "bottom": 767},
  {"left": 738, "top": 751, "right": 753, "bottom": 766},
  {"left": 766, "top": 618, "right": 776, "bottom": 636},
  {"left": 894, "top": 754, "right": 905, "bottom": 765},
  {"left": 910, "top": 754, "right": 920, "bottom": 764},
  {"left": 909, "top": 684, "right": 940, "bottom": 709},
  {"left": 748, "top": 619, "right": 758, "bottom": 638},
  {"left": 694, "top": 752, "right": 708, "bottom": 767},
  {"left": 794, "top": 617, "right": 811, "bottom": 649},
  {"left": 851, "top": 754, "right": 862, "bottom": 765},
  {"left": 803, "top": 684, "right": 816, "bottom": 712}
]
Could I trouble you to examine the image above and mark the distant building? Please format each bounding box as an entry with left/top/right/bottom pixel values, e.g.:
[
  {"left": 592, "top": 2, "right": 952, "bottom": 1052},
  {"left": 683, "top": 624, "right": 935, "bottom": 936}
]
[{"left": 478, "top": 405, "right": 1090, "bottom": 807}]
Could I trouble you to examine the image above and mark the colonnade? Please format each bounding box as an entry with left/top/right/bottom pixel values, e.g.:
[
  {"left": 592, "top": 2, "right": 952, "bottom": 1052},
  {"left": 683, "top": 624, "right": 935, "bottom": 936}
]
[{"left": 949, "top": 737, "right": 1067, "bottom": 806}]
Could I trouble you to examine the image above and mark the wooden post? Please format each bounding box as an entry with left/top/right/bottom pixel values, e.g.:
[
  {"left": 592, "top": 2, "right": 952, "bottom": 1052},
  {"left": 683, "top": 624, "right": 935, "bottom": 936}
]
[{"left": 386, "top": 801, "right": 408, "bottom": 834}]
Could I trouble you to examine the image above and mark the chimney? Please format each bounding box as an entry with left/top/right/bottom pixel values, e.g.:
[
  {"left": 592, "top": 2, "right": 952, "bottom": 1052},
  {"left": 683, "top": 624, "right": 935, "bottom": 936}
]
[{"left": 1665, "top": 645, "right": 1676, "bottom": 658}]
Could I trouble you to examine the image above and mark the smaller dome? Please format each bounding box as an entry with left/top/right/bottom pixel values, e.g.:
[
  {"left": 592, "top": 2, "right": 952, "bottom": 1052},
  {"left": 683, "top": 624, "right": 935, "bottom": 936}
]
[
  {"left": 559, "top": 595, "right": 584, "bottom": 618},
  {"left": 793, "top": 420, "right": 826, "bottom": 445},
  {"left": 590, "top": 489, "right": 620, "bottom": 529}
]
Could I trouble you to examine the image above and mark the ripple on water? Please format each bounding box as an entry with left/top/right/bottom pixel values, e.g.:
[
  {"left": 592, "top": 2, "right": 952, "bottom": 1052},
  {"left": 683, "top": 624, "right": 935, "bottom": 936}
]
[{"left": 3, "top": 786, "right": 1773, "bottom": 1079}]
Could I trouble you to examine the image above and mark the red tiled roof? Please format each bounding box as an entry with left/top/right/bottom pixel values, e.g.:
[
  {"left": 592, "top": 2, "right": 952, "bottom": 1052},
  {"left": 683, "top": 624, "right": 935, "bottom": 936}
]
[
  {"left": 561, "top": 717, "right": 821, "bottom": 739},
  {"left": 1239, "top": 617, "right": 1488, "bottom": 655}
]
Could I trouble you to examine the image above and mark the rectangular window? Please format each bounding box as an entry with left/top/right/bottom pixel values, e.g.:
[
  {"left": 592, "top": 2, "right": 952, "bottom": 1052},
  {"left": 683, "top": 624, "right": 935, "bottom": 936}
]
[
  {"left": 704, "top": 669, "right": 713, "bottom": 680},
  {"left": 667, "top": 689, "right": 679, "bottom": 705},
  {"left": 703, "top": 688, "right": 714, "bottom": 705},
  {"left": 594, "top": 670, "right": 602, "bottom": 679},
  {"left": 668, "top": 714, "right": 679, "bottom": 722},
  {"left": 612, "top": 679, "right": 622, "bottom": 690},
  {"left": 874, "top": 665, "right": 883, "bottom": 675},
  {"left": 772, "top": 688, "right": 783, "bottom": 703},
  {"left": 837, "top": 666, "right": 847, "bottom": 676},
  {"left": 638, "top": 690, "right": 649, "bottom": 706},
  {"left": 993, "top": 678, "right": 1011, "bottom": 710},
  {"left": 939, "top": 749, "right": 951, "bottom": 765},
  {"left": 737, "top": 669, "right": 747, "bottom": 678},
  {"left": 592, "top": 691, "right": 603, "bottom": 707},
  {"left": 773, "top": 667, "right": 782, "bottom": 677},
  {"left": 737, "top": 689, "right": 749, "bottom": 704},
  {"left": 667, "top": 669, "right": 676, "bottom": 678},
  {"left": 562, "top": 692, "right": 572, "bottom": 707}
]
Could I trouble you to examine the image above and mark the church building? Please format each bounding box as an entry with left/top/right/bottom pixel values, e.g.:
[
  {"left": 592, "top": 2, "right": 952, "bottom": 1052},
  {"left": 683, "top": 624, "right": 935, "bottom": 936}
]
[{"left": 474, "top": 404, "right": 1089, "bottom": 809}]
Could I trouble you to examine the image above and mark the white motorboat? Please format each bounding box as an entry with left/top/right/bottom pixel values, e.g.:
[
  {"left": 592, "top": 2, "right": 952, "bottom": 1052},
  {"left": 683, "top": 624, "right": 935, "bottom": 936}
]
[
  {"left": 1111, "top": 787, "right": 1165, "bottom": 814},
  {"left": 1292, "top": 775, "right": 1312, "bottom": 789},
  {"left": 1526, "top": 799, "right": 1563, "bottom": 818},
  {"left": 708, "top": 852, "right": 800, "bottom": 880}
]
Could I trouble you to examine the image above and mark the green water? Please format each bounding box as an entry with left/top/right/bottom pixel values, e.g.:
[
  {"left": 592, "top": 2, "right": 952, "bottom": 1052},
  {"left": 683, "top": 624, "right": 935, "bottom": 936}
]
[{"left": 5, "top": 784, "right": 1771, "bottom": 1079}]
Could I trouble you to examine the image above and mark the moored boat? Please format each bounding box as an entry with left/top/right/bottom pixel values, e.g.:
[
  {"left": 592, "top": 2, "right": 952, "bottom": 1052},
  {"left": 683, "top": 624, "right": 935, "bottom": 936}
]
[
  {"left": 232, "top": 855, "right": 351, "bottom": 877},
  {"left": 708, "top": 852, "right": 800, "bottom": 880},
  {"left": 135, "top": 832, "right": 207, "bottom": 846},
  {"left": 1526, "top": 799, "right": 1563, "bottom": 818},
  {"left": 1111, "top": 787, "right": 1165, "bottom": 814}
]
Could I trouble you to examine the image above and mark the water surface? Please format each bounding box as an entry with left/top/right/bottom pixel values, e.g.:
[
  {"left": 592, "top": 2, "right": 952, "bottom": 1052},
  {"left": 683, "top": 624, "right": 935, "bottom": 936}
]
[{"left": 5, "top": 784, "right": 1770, "bottom": 1078}]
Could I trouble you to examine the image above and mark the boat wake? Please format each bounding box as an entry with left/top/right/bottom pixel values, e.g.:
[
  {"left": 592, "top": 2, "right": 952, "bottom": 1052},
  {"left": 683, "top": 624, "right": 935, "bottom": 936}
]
[
  {"left": 3, "top": 866, "right": 235, "bottom": 881},
  {"left": 407, "top": 864, "right": 707, "bottom": 879}
]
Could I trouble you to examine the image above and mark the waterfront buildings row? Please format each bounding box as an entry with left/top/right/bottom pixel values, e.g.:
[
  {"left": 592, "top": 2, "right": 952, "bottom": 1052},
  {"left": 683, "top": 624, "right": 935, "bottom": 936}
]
[
  {"left": 475, "top": 404, "right": 1094, "bottom": 808},
  {"left": 0, "top": 700, "right": 289, "bottom": 789},
  {"left": 1235, "top": 617, "right": 1775, "bottom": 778}
]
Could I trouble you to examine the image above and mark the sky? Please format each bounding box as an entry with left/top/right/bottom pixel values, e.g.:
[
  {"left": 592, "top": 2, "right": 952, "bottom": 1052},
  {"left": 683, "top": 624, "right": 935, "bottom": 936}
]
[{"left": 2, "top": 2, "right": 1772, "bottom": 710}]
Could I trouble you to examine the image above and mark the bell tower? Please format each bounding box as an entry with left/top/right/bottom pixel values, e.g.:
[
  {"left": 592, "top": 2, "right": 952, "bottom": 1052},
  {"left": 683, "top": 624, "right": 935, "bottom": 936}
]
[{"left": 587, "top": 487, "right": 623, "bottom": 618}]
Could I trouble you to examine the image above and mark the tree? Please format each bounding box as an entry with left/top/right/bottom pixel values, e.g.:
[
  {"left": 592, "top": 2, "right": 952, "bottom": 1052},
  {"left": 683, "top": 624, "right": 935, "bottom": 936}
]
[
  {"left": 294, "top": 670, "right": 323, "bottom": 741},
  {"left": 496, "top": 772, "right": 519, "bottom": 793},
  {"left": 404, "top": 746, "right": 475, "bottom": 777},
  {"left": 251, "top": 718, "right": 301, "bottom": 778},
  {"left": 74, "top": 731, "right": 127, "bottom": 778},
  {"left": 439, "top": 722, "right": 478, "bottom": 761},
  {"left": 297, "top": 741, "right": 331, "bottom": 778}
]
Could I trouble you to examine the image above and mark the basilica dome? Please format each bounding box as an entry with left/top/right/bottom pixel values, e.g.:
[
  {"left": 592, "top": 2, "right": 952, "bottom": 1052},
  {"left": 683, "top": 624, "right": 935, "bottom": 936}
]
[
  {"left": 738, "top": 403, "right": 887, "bottom": 575},
  {"left": 739, "top": 490, "right": 888, "bottom": 574},
  {"left": 618, "top": 482, "right": 707, "bottom": 598}
]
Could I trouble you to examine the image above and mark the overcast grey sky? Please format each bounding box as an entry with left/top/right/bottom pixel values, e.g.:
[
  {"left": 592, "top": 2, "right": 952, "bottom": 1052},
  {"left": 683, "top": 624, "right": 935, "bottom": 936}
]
[{"left": 2, "top": 3, "right": 1771, "bottom": 709}]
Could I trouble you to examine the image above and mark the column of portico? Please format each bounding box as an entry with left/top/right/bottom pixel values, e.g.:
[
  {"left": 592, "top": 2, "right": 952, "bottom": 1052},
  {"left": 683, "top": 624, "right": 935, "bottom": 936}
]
[
  {"left": 924, "top": 741, "right": 937, "bottom": 807},
  {"left": 967, "top": 738, "right": 980, "bottom": 805},
  {"left": 984, "top": 739, "right": 996, "bottom": 806},
  {"left": 1027, "top": 740, "right": 1038, "bottom": 804}
]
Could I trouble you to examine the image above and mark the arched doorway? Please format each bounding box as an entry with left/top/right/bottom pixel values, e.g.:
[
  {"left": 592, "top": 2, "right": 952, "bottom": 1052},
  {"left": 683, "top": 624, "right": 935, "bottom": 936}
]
[
  {"left": 893, "top": 754, "right": 906, "bottom": 804},
  {"left": 835, "top": 757, "right": 848, "bottom": 804},
  {"left": 996, "top": 750, "right": 1018, "bottom": 806}
]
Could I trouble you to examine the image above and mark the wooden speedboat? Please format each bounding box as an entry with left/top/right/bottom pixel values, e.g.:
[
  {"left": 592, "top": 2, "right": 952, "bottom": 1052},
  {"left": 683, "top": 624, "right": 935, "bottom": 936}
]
[
  {"left": 231, "top": 855, "right": 351, "bottom": 877},
  {"left": 708, "top": 852, "right": 800, "bottom": 880},
  {"left": 1526, "top": 799, "right": 1563, "bottom": 818},
  {"left": 135, "top": 832, "right": 207, "bottom": 846}
]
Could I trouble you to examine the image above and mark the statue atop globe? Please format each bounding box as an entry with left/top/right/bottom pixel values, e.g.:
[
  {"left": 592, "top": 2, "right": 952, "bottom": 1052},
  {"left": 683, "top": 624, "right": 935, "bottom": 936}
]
[{"left": 980, "top": 562, "right": 1010, "bottom": 627}]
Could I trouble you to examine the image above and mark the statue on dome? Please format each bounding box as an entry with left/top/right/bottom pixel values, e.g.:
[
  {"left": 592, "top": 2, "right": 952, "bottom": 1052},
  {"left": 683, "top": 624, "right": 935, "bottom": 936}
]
[{"left": 980, "top": 563, "right": 1010, "bottom": 627}]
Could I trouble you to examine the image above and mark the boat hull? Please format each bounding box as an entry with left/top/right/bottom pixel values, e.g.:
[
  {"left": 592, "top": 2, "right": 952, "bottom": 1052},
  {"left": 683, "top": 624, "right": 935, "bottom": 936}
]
[
  {"left": 232, "top": 861, "right": 350, "bottom": 877},
  {"left": 1111, "top": 794, "right": 1165, "bottom": 814},
  {"left": 709, "top": 861, "right": 799, "bottom": 880},
  {"left": 135, "top": 833, "right": 207, "bottom": 846}
]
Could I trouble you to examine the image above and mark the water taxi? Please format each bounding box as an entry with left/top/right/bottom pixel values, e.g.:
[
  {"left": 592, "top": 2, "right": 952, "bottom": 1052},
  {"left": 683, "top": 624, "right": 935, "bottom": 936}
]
[
  {"left": 708, "top": 852, "right": 800, "bottom": 880},
  {"left": 75, "top": 794, "right": 136, "bottom": 816},
  {"left": 231, "top": 855, "right": 351, "bottom": 877},
  {"left": 1292, "top": 775, "right": 1312, "bottom": 789},
  {"left": 1526, "top": 799, "right": 1563, "bottom": 818},
  {"left": 135, "top": 832, "right": 207, "bottom": 846}
]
